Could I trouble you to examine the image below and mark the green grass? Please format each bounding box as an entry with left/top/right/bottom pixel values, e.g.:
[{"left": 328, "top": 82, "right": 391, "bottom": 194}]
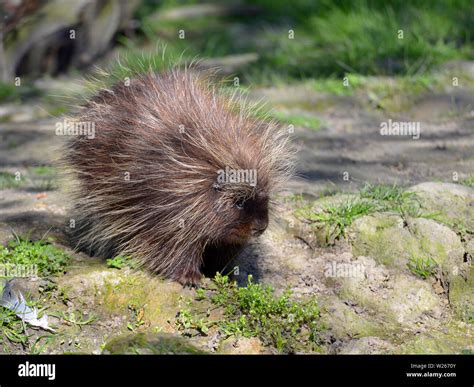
[
  {"left": 126, "top": 304, "right": 146, "bottom": 332},
  {"left": 0, "top": 167, "right": 58, "bottom": 191},
  {"left": 112, "top": 0, "right": 474, "bottom": 87},
  {"left": 29, "top": 166, "right": 55, "bottom": 176},
  {"left": 312, "top": 74, "right": 365, "bottom": 95},
  {"left": 360, "top": 183, "right": 408, "bottom": 202},
  {"left": 242, "top": 0, "right": 473, "bottom": 79},
  {"left": 45, "top": 105, "right": 69, "bottom": 117},
  {"left": 356, "top": 74, "right": 447, "bottom": 111},
  {"left": 359, "top": 183, "right": 427, "bottom": 220},
  {"left": 28, "top": 166, "right": 57, "bottom": 191},
  {"left": 0, "top": 172, "right": 23, "bottom": 189},
  {"left": 304, "top": 7, "right": 460, "bottom": 76},
  {"left": 359, "top": 183, "right": 419, "bottom": 211},
  {"left": 0, "top": 81, "right": 42, "bottom": 103},
  {"left": 311, "top": 72, "right": 454, "bottom": 111},
  {"left": 0, "top": 307, "right": 30, "bottom": 352},
  {"left": 295, "top": 184, "right": 426, "bottom": 244},
  {"left": 0, "top": 82, "right": 20, "bottom": 102},
  {"left": 407, "top": 255, "right": 438, "bottom": 279},
  {"left": 296, "top": 198, "right": 377, "bottom": 243},
  {"left": 268, "top": 110, "right": 322, "bottom": 130},
  {"left": 106, "top": 255, "right": 138, "bottom": 270},
  {"left": 0, "top": 237, "right": 70, "bottom": 277},
  {"left": 176, "top": 273, "right": 323, "bottom": 353},
  {"left": 460, "top": 176, "right": 474, "bottom": 188},
  {"left": 60, "top": 311, "right": 97, "bottom": 328}
]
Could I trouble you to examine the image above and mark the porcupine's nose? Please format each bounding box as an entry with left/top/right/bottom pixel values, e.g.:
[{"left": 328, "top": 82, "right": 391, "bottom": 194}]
[{"left": 251, "top": 219, "right": 268, "bottom": 237}]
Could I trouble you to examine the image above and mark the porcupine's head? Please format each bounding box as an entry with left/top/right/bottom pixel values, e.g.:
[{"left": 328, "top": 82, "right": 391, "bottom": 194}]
[{"left": 66, "top": 68, "right": 292, "bottom": 285}]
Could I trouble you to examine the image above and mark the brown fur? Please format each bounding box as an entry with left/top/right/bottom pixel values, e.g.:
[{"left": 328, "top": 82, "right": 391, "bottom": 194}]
[{"left": 65, "top": 68, "right": 292, "bottom": 285}]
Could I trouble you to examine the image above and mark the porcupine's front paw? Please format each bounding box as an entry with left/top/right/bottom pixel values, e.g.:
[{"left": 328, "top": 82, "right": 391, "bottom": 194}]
[{"left": 176, "top": 269, "right": 203, "bottom": 288}]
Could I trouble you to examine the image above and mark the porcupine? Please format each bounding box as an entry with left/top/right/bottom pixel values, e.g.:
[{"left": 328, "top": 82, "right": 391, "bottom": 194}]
[{"left": 65, "top": 68, "right": 292, "bottom": 285}]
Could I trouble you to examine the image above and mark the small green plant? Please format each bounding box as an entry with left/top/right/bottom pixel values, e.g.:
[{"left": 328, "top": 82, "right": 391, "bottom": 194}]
[
  {"left": 0, "top": 306, "right": 30, "bottom": 351},
  {"left": 61, "top": 311, "right": 97, "bottom": 328},
  {"left": 294, "top": 185, "right": 429, "bottom": 244},
  {"left": 360, "top": 183, "right": 408, "bottom": 203},
  {"left": 0, "top": 82, "right": 20, "bottom": 102},
  {"left": 0, "top": 172, "right": 22, "bottom": 189},
  {"left": 313, "top": 74, "right": 364, "bottom": 95},
  {"left": 28, "top": 166, "right": 57, "bottom": 191},
  {"left": 268, "top": 110, "right": 322, "bottom": 130},
  {"left": 407, "top": 255, "right": 438, "bottom": 279},
  {"left": 176, "top": 274, "right": 322, "bottom": 353},
  {"left": 360, "top": 183, "right": 425, "bottom": 219},
  {"left": 0, "top": 168, "right": 58, "bottom": 191},
  {"left": 297, "top": 198, "right": 376, "bottom": 243},
  {"left": 29, "top": 166, "right": 55, "bottom": 176},
  {"left": 30, "top": 334, "right": 57, "bottom": 354},
  {"left": 460, "top": 176, "right": 474, "bottom": 188},
  {"left": 127, "top": 304, "right": 146, "bottom": 332},
  {"left": 175, "top": 298, "right": 211, "bottom": 335},
  {"left": 106, "top": 255, "right": 138, "bottom": 270},
  {"left": 0, "top": 81, "right": 41, "bottom": 103},
  {"left": 0, "top": 236, "right": 70, "bottom": 277}
]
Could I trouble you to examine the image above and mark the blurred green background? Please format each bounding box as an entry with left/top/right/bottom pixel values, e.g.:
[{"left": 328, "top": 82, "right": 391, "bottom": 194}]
[
  {"left": 1, "top": 0, "right": 473, "bottom": 93},
  {"left": 125, "top": 0, "right": 474, "bottom": 83}
]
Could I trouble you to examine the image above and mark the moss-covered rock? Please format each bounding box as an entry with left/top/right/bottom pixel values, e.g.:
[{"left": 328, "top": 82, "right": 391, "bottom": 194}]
[
  {"left": 57, "top": 260, "right": 188, "bottom": 335},
  {"left": 338, "top": 262, "right": 442, "bottom": 325},
  {"left": 408, "top": 182, "right": 474, "bottom": 232},
  {"left": 320, "top": 296, "right": 386, "bottom": 339},
  {"left": 103, "top": 333, "right": 205, "bottom": 354},
  {"left": 339, "top": 336, "right": 395, "bottom": 354},
  {"left": 350, "top": 213, "right": 465, "bottom": 280},
  {"left": 449, "top": 266, "right": 474, "bottom": 322},
  {"left": 399, "top": 323, "right": 474, "bottom": 354},
  {"left": 99, "top": 272, "right": 184, "bottom": 332},
  {"left": 408, "top": 218, "right": 465, "bottom": 281},
  {"left": 350, "top": 213, "right": 412, "bottom": 268}
]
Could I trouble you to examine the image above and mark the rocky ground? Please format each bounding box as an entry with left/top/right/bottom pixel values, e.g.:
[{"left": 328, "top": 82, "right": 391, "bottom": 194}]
[{"left": 0, "top": 61, "right": 473, "bottom": 354}]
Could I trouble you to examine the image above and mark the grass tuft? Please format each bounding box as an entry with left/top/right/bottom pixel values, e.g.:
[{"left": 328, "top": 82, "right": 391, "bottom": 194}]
[
  {"left": 407, "top": 255, "right": 438, "bottom": 279},
  {"left": 295, "top": 184, "right": 427, "bottom": 244},
  {"left": 268, "top": 110, "right": 322, "bottom": 130},
  {"left": 296, "top": 198, "right": 377, "bottom": 243},
  {"left": 0, "top": 237, "right": 70, "bottom": 277},
  {"left": 460, "top": 176, "right": 474, "bottom": 188},
  {"left": 106, "top": 255, "right": 138, "bottom": 270}
]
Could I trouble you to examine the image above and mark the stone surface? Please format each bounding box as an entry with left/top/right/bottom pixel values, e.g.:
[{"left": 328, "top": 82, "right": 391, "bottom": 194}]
[
  {"left": 408, "top": 182, "right": 474, "bottom": 232},
  {"left": 339, "top": 337, "right": 395, "bottom": 354},
  {"left": 350, "top": 213, "right": 466, "bottom": 281},
  {"left": 219, "top": 337, "right": 267, "bottom": 354},
  {"left": 337, "top": 261, "right": 442, "bottom": 326}
]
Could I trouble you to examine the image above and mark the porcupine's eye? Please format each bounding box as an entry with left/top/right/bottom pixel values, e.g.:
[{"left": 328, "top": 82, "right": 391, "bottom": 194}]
[
  {"left": 234, "top": 198, "right": 245, "bottom": 210},
  {"left": 212, "top": 183, "right": 222, "bottom": 192}
]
